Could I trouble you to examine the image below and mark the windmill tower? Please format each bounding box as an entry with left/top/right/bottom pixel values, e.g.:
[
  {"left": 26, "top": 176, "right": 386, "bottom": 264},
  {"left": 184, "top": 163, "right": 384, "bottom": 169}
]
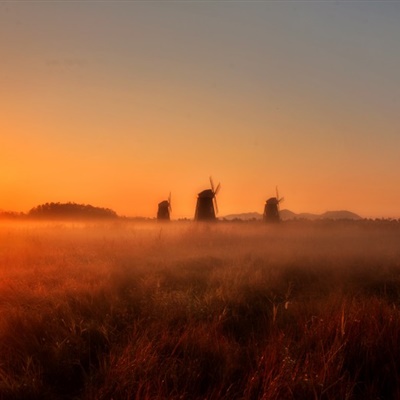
[
  {"left": 194, "top": 177, "right": 221, "bottom": 221},
  {"left": 157, "top": 193, "right": 172, "bottom": 221},
  {"left": 263, "top": 187, "right": 284, "bottom": 223}
]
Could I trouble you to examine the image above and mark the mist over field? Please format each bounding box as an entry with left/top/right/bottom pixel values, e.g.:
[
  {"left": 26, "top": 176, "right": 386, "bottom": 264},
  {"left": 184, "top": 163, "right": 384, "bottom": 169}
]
[{"left": 1, "top": 220, "right": 400, "bottom": 399}]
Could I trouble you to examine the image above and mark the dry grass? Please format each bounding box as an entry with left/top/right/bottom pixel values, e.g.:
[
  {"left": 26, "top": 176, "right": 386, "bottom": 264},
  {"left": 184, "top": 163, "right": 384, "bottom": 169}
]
[{"left": 1, "top": 220, "right": 400, "bottom": 399}]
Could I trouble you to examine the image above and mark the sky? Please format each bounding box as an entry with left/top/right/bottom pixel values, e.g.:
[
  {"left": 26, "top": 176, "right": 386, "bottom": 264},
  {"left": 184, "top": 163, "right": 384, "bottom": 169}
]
[{"left": 1, "top": 1, "right": 400, "bottom": 219}]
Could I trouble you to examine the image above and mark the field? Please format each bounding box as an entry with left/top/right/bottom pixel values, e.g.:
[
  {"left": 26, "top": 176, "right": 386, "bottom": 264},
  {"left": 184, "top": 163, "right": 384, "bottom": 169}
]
[{"left": 1, "top": 220, "right": 400, "bottom": 400}]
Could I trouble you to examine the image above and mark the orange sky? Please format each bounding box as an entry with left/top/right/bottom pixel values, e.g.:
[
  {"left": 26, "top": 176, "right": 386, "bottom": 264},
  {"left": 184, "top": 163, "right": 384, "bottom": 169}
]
[{"left": 1, "top": 2, "right": 400, "bottom": 219}]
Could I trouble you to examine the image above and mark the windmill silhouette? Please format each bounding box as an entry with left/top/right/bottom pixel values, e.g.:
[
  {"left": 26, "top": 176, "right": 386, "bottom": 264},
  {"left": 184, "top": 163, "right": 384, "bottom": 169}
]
[
  {"left": 194, "top": 177, "right": 221, "bottom": 221},
  {"left": 157, "top": 193, "right": 172, "bottom": 221},
  {"left": 263, "top": 187, "right": 284, "bottom": 223}
]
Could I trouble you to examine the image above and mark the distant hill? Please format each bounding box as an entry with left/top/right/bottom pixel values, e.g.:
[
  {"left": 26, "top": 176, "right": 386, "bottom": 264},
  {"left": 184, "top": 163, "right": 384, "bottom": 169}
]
[
  {"left": 28, "top": 202, "right": 118, "bottom": 220},
  {"left": 223, "top": 209, "right": 362, "bottom": 221},
  {"left": 319, "top": 210, "right": 362, "bottom": 220}
]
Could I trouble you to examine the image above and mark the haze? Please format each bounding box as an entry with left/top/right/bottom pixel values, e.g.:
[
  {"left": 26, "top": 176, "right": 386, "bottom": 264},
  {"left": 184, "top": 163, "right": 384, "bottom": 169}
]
[{"left": 1, "top": 2, "right": 399, "bottom": 219}]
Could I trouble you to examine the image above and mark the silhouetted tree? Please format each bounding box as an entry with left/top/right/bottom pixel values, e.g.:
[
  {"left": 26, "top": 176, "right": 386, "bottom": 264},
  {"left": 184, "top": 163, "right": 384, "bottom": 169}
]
[{"left": 28, "top": 202, "right": 118, "bottom": 220}]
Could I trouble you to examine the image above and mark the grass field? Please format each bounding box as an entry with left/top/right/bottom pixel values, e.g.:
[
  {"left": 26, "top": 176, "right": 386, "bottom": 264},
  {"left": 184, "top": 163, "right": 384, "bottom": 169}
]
[{"left": 1, "top": 219, "right": 400, "bottom": 400}]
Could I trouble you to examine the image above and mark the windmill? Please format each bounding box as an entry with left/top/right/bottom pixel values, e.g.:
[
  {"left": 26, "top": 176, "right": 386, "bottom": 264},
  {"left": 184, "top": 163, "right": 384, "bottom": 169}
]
[
  {"left": 194, "top": 177, "right": 221, "bottom": 221},
  {"left": 157, "top": 193, "right": 172, "bottom": 221},
  {"left": 263, "top": 187, "right": 284, "bottom": 223}
]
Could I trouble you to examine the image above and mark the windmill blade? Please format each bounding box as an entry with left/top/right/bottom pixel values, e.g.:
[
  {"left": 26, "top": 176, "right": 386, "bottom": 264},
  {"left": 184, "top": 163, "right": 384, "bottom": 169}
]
[
  {"left": 276, "top": 186, "right": 284, "bottom": 203},
  {"left": 214, "top": 183, "right": 221, "bottom": 196},
  {"left": 209, "top": 176, "right": 215, "bottom": 193},
  {"left": 213, "top": 196, "right": 219, "bottom": 215},
  {"left": 168, "top": 192, "right": 172, "bottom": 212}
]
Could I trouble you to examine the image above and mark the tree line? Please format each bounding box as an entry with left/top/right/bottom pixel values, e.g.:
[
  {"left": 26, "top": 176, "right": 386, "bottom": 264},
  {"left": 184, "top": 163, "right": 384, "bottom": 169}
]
[{"left": 0, "top": 202, "right": 118, "bottom": 220}]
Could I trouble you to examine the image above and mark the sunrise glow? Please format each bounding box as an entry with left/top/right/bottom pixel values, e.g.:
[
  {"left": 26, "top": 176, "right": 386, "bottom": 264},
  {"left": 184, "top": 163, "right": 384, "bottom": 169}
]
[{"left": 1, "top": 2, "right": 400, "bottom": 219}]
